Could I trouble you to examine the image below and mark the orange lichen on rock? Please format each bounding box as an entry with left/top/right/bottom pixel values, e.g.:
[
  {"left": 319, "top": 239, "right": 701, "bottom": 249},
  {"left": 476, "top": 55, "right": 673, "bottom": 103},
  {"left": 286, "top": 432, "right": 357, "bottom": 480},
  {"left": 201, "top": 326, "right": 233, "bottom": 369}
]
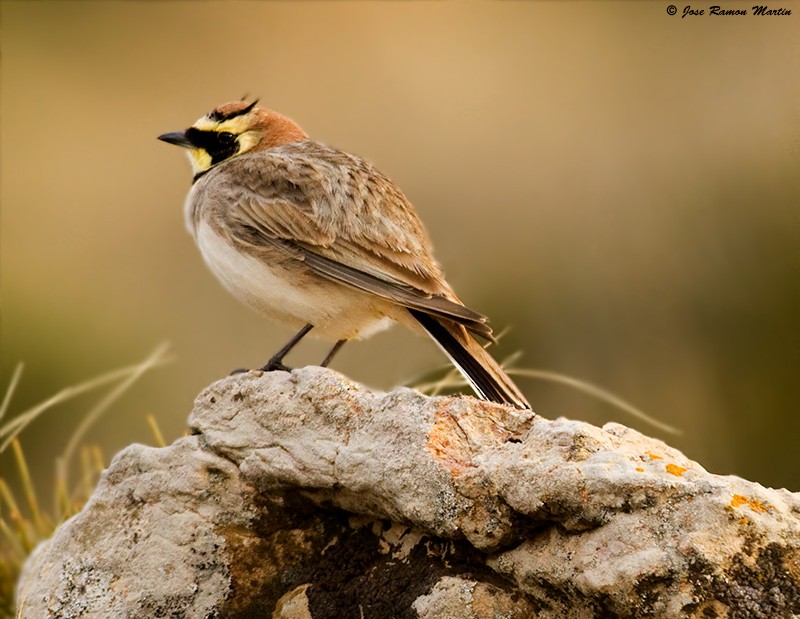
[
  {"left": 730, "top": 494, "right": 769, "bottom": 513},
  {"left": 645, "top": 452, "right": 663, "bottom": 460},
  {"left": 427, "top": 413, "right": 472, "bottom": 475},
  {"left": 666, "top": 463, "right": 687, "bottom": 477},
  {"left": 731, "top": 494, "right": 748, "bottom": 508},
  {"left": 427, "top": 400, "right": 532, "bottom": 476},
  {"left": 635, "top": 467, "right": 645, "bottom": 472}
]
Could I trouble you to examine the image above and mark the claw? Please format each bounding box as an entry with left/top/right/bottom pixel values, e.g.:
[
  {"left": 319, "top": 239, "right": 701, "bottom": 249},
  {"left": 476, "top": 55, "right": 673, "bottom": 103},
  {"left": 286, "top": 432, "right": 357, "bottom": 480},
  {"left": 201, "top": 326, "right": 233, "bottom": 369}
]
[{"left": 258, "top": 359, "right": 292, "bottom": 373}]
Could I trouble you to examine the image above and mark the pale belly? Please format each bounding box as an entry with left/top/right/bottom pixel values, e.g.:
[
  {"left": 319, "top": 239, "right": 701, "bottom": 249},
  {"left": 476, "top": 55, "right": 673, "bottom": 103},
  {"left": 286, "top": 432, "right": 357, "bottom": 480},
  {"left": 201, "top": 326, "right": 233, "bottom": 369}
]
[{"left": 194, "top": 222, "right": 396, "bottom": 341}]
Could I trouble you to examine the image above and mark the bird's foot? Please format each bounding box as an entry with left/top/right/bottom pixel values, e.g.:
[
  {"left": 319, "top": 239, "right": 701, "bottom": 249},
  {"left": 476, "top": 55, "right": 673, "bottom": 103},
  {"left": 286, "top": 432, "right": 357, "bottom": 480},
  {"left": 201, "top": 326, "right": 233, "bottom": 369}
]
[
  {"left": 258, "top": 358, "right": 292, "bottom": 373},
  {"left": 229, "top": 359, "right": 292, "bottom": 375}
]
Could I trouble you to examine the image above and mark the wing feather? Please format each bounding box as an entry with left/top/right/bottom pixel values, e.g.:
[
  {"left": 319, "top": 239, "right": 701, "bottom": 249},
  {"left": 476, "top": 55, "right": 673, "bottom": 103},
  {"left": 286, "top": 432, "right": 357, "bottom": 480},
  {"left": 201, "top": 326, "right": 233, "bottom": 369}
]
[{"left": 205, "top": 144, "right": 495, "bottom": 341}]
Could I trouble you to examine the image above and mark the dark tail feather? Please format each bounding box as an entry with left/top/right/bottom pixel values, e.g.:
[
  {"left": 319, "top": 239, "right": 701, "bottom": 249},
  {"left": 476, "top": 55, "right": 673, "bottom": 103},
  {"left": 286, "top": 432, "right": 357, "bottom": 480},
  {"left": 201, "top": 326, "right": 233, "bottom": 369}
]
[{"left": 409, "top": 309, "right": 531, "bottom": 410}]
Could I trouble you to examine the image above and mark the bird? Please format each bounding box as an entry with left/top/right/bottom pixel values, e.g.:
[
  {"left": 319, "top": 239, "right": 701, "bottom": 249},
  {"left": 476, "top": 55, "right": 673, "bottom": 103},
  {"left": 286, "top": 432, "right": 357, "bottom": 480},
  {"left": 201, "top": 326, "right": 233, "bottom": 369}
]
[{"left": 158, "top": 100, "right": 530, "bottom": 409}]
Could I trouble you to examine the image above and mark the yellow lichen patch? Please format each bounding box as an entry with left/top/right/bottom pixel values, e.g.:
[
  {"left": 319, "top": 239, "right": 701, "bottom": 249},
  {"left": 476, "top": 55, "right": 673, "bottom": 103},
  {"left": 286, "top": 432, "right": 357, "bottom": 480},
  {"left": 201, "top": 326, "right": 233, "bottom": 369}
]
[
  {"left": 666, "top": 463, "right": 687, "bottom": 477},
  {"left": 635, "top": 467, "right": 645, "bottom": 473},
  {"left": 730, "top": 494, "right": 770, "bottom": 513},
  {"left": 738, "top": 517, "right": 750, "bottom": 525},
  {"left": 645, "top": 452, "right": 663, "bottom": 460},
  {"left": 731, "top": 494, "right": 748, "bottom": 508}
]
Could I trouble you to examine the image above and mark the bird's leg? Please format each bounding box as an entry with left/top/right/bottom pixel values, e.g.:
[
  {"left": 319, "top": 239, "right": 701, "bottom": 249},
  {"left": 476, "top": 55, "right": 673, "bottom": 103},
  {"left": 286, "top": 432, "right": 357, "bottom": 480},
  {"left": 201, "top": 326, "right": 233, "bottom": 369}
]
[
  {"left": 259, "top": 323, "right": 314, "bottom": 372},
  {"left": 320, "top": 339, "right": 347, "bottom": 368}
]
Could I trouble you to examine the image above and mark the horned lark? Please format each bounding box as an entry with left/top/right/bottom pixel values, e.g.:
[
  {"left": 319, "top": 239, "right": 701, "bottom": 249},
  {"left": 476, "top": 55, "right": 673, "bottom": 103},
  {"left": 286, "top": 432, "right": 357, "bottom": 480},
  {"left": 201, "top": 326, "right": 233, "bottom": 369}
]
[{"left": 159, "top": 100, "right": 530, "bottom": 409}]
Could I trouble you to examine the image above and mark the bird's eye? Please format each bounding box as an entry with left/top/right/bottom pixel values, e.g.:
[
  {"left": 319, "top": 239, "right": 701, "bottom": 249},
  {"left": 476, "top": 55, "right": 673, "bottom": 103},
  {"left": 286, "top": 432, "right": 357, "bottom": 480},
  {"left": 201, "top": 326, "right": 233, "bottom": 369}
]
[{"left": 218, "top": 131, "right": 235, "bottom": 144}]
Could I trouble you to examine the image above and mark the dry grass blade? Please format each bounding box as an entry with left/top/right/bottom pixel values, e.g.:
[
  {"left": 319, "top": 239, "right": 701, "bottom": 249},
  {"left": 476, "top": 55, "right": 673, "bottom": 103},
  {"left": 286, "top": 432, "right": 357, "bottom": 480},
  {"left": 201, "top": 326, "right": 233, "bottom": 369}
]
[
  {"left": 509, "top": 368, "right": 681, "bottom": 435},
  {"left": 0, "top": 516, "right": 26, "bottom": 561},
  {"left": 0, "top": 363, "right": 24, "bottom": 423},
  {"left": 0, "top": 479, "right": 22, "bottom": 521},
  {"left": 80, "top": 447, "right": 94, "bottom": 501},
  {"left": 407, "top": 351, "right": 680, "bottom": 435},
  {"left": 0, "top": 346, "right": 172, "bottom": 618},
  {"left": 10, "top": 441, "right": 44, "bottom": 537},
  {"left": 428, "top": 367, "right": 462, "bottom": 397},
  {"left": 146, "top": 414, "right": 166, "bottom": 448},
  {"left": 407, "top": 328, "right": 522, "bottom": 397},
  {"left": 405, "top": 367, "right": 463, "bottom": 395},
  {"left": 0, "top": 346, "right": 172, "bottom": 452},
  {"left": 58, "top": 343, "right": 170, "bottom": 475},
  {"left": 54, "top": 470, "right": 70, "bottom": 524},
  {"left": 91, "top": 446, "right": 105, "bottom": 476}
]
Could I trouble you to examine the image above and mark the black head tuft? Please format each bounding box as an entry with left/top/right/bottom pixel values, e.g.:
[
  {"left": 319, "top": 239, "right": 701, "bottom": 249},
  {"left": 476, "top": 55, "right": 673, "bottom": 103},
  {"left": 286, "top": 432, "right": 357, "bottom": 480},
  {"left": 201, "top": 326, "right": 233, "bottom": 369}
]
[{"left": 208, "top": 100, "right": 259, "bottom": 123}]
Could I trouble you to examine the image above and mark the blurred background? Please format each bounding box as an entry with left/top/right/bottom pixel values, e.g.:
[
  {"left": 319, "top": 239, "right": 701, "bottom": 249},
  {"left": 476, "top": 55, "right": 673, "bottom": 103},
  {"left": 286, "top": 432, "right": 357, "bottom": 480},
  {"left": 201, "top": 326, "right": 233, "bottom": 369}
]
[{"left": 1, "top": 1, "right": 798, "bottom": 494}]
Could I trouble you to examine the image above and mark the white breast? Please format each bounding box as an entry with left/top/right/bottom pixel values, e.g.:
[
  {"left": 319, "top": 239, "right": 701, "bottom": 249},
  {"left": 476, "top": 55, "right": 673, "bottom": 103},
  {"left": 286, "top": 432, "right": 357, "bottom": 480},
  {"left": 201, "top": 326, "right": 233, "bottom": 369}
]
[{"left": 193, "top": 221, "right": 395, "bottom": 341}]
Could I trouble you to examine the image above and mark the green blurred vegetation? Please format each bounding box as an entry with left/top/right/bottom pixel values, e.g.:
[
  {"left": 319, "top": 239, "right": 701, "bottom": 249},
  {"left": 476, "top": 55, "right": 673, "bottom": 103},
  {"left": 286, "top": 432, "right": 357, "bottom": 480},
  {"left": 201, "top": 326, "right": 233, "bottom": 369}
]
[{"left": 1, "top": 0, "right": 798, "bottom": 506}]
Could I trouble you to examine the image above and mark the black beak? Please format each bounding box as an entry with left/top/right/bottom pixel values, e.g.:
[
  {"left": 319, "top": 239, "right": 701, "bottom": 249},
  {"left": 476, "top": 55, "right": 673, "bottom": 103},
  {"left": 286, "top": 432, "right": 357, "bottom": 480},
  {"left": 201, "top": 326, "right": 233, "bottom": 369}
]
[{"left": 157, "top": 131, "right": 196, "bottom": 148}]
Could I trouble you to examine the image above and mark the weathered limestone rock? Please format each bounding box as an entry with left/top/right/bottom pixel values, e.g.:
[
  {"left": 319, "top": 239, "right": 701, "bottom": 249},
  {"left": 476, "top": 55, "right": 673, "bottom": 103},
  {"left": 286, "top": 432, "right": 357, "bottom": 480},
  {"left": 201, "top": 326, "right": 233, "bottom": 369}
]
[{"left": 17, "top": 367, "right": 800, "bottom": 618}]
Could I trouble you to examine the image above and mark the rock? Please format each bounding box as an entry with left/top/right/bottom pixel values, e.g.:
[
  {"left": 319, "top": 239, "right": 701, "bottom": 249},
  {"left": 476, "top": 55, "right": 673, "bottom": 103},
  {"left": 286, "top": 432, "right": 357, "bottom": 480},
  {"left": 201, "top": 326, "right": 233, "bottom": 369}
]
[{"left": 16, "top": 367, "right": 800, "bottom": 618}]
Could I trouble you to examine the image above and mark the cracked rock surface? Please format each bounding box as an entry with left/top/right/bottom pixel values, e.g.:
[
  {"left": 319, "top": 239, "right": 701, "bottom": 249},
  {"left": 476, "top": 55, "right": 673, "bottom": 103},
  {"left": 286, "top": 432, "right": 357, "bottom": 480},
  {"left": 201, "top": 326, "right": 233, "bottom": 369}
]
[{"left": 17, "top": 367, "right": 800, "bottom": 618}]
